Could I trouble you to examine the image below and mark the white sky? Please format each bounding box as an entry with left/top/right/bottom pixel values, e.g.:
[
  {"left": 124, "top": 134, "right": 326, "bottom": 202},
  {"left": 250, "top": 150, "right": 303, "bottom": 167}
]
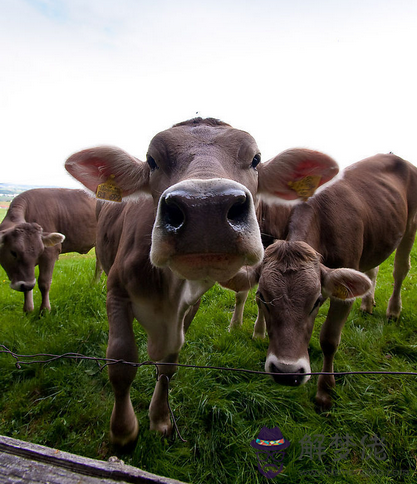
[{"left": 1, "top": 0, "right": 417, "bottom": 188}]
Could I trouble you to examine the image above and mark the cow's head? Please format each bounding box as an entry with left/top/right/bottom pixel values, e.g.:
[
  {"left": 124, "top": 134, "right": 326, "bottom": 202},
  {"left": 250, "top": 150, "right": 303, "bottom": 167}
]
[
  {"left": 0, "top": 223, "right": 65, "bottom": 292},
  {"left": 65, "top": 118, "right": 338, "bottom": 282},
  {"left": 257, "top": 240, "right": 371, "bottom": 386}
]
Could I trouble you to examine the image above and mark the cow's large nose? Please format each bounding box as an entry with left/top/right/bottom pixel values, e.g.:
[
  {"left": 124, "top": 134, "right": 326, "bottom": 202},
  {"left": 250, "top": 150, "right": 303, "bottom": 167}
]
[
  {"left": 151, "top": 178, "right": 263, "bottom": 278},
  {"left": 159, "top": 185, "right": 250, "bottom": 233}
]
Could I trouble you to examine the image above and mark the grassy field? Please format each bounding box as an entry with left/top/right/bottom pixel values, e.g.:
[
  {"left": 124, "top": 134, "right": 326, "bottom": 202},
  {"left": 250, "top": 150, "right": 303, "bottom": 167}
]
[
  {"left": 0, "top": 207, "right": 8, "bottom": 220},
  {"left": 0, "top": 230, "right": 416, "bottom": 482}
]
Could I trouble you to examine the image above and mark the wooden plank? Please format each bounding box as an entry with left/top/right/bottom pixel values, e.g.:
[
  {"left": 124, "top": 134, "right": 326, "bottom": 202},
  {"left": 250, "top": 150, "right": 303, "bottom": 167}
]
[{"left": 0, "top": 435, "right": 188, "bottom": 484}]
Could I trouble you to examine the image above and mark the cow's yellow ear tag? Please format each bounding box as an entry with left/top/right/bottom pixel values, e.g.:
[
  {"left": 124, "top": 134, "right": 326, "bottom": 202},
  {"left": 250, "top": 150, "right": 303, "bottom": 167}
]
[
  {"left": 288, "top": 175, "right": 322, "bottom": 201},
  {"left": 333, "top": 284, "right": 350, "bottom": 300},
  {"left": 96, "top": 175, "right": 122, "bottom": 202}
]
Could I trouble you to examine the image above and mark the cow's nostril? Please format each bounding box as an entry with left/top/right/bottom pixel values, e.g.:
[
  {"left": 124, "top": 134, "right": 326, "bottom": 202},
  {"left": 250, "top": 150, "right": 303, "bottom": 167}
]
[
  {"left": 227, "top": 194, "right": 249, "bottom": 225},
  {"left": 161, "top": 195, "right": 185, "bottom": 230}
]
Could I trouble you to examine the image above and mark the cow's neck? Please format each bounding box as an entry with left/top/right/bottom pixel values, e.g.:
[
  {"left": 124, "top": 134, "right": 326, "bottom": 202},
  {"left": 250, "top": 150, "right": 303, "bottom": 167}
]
[
  {"left": 257, "top": 202, "right": 292, "bottom": 248},
  {"left": 286, "top": 202, "right": 320, "bottom": 250},
  {"left": 2, "top": 197, "right": 27, "bottom": 226}
]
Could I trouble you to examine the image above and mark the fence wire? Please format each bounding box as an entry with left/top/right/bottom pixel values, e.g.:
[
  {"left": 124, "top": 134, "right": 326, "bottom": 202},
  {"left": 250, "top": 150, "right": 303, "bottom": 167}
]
[
  {"left": 1, "top": 344, "right": 417, "bottom": 378},
  {"left": 2, "top": 343, "right": 417, "bottom": 442}
]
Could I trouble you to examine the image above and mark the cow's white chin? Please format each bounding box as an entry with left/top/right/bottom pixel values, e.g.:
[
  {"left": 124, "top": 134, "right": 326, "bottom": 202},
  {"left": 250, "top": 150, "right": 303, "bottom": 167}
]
[{"left": 167, "top": 253, "right": 248, "bottom": 281}]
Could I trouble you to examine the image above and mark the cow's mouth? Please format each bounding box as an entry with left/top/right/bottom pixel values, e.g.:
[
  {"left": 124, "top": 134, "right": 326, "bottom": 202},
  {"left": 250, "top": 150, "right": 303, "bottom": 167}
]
[{"left": 169, "top": 253, "right": 246, "bottom": 281}]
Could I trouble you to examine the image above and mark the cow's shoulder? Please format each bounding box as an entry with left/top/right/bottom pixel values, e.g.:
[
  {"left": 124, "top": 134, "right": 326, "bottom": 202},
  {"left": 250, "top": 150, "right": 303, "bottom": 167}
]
[{"left": 96, "top": 197, "right": 154, "bottom": 278}]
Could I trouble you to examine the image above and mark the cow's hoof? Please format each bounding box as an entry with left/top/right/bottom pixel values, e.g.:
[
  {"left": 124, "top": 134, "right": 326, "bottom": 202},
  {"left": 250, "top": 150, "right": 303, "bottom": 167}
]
[
  {"left": 252, "top": 330, "right": 266, "bottom": 339},
  {"left": 387, "top": 298, "right": 401, "bottom": 320},
  {"left": 150, "top": 418, "right": 172, "bottom": 437},
  {"left": 228, "top": 321, "right": 242, "bottom": 332},
  {"left": 387, "top": 311, "right": 400, "bottom": 320},
  {"left": 110, "top": 418, "right": 139, "bottom": 451},
  {"left": 315, "top": 392, "right": 333, "bottom": 413}
]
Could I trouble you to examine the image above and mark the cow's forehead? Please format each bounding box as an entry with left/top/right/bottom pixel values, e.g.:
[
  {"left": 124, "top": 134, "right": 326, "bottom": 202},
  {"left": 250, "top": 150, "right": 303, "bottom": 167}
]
[{"left": 148, "top": 123, "right": 259, "bottom": 159}]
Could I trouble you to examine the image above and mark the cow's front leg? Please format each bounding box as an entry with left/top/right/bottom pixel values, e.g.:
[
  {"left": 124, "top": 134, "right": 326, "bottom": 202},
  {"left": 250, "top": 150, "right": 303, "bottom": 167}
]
[
  {"left": 106, "top": 290, "right": 139, "bottom": 448},
  {"left": 149, "top": 354, "right": 178, "bottom": 435},
  {"left": 23, "top": 289, "right": 34, "bottom": 312},
  {"left": 252, "top": 310, "right": 266, "bottom": 339},
  {"left": 148, "top": 301, "right": 200, "bottom": 435},
  {"left": 229, "top": 290, "right": 249, "bottom": 330},
  {"left": 316, "top": 299, "right": 353, "bottom": 411},
  {"left": 360, "top": 267, "right": 379, "bottom": 314},
  {"left": 38, "top": 281, "right": 52, "bottom": 312},
  {"left": 38, "top": 254, "right": 57, "bottom": 312},
  {"left": 387, "top": 224, "right": 416, "bottom": 320}
]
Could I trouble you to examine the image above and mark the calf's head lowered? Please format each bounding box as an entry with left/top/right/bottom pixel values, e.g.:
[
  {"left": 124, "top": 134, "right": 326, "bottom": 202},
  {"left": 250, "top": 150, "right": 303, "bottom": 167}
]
[{"left": 257, "top": 240, "right": 371, "bottom": 386}]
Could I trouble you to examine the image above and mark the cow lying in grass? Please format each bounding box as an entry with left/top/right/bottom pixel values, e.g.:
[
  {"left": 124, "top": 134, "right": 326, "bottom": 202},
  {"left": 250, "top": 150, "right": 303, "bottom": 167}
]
[
  {"left": 222, "top": 153, "right": 417, "bottom": 410},
  {"left": 65, "top": 117, "right": 339, "bottom": 448},
  {"left": 0, "top": 188, "right": 99, "bottom": 312}
]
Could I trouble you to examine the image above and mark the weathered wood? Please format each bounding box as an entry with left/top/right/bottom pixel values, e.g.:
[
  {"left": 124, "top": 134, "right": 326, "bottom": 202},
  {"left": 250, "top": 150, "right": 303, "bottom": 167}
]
[{"left": 0, "top": 435, "right": 187, "bottom": 484}]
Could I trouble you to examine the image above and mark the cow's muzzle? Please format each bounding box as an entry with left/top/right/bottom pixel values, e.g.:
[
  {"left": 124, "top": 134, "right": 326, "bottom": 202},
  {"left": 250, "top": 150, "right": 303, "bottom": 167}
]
[
  {"left": 10, "top": 280, "right": 36, "bottom": 292},
  {"left": 151, "top": 178, "right": 263, "bottom": 280},
  {"left": 266, "top": 356, "right": 311, "bottom": 387}
]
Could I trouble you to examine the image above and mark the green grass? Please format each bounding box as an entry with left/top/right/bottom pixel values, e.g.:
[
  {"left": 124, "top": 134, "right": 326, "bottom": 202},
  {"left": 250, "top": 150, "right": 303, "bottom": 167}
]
[{"left": 0, "top": 246, "right": 417, "bottom": 483}]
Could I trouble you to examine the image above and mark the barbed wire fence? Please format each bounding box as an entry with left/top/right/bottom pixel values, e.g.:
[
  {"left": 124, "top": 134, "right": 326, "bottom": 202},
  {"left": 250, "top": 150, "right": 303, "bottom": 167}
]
[
  {"left": 3, "top": 343, "right": 417, "bottom": 377},
  {"left": 2, "top": 343, "right": 417, "bottom": 441}
]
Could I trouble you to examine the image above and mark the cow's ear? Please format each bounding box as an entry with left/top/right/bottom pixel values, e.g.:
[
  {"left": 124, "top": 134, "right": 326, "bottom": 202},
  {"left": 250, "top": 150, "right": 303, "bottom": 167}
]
[
  {"left": 257, "top": 149, "right": 339, "bottom": 202},
  {"left": 65, "top": 146, "right": 150, "bottom": 197},
  {"left": 42, "top": 232, "right": 65, "bottom": 248},
  {"left": 321, "top": 266, "right": 371, "bottom": 300}
]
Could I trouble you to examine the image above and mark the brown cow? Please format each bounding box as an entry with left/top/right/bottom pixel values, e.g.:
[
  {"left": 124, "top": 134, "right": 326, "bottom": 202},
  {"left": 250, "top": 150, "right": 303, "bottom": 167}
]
[
  {"left": 225, "top": 153, "right": 417, "bottom": 411},
  {"left": 0, "top": 188, "right": 99, "bottom": 312},
  {"left": 64, "top": 117, "right": 339, "bottom": 448}
]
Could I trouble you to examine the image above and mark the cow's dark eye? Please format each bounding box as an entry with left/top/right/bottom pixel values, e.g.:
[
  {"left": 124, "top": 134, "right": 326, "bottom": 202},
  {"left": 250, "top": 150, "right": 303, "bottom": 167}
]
[
  {"left": 256, "top": 291, "right": 270, "bottom": 312},
  {"left": 147, "top": 155, "right": 158, "bottom": 171},
  {"left": 11, "top": 250, "right": 17, "bottom": 258},
  {"left": 309, "top": 297, "right": 322, "bottom": 315},
  {"left": 251, "top": 154, "right": 261, "bottom": 169}
]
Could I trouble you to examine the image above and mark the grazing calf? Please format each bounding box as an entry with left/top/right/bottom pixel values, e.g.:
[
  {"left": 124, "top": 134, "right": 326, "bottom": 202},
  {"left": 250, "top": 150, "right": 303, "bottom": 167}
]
[
  {"left": 0, "top": 189, "right": 98, "bottom": 312},
  {"left": 65, "top": 117, "right": 339, "bottom": 448},
  {"left": 226, "top": 153, "right": 417, "bottom": 410}
]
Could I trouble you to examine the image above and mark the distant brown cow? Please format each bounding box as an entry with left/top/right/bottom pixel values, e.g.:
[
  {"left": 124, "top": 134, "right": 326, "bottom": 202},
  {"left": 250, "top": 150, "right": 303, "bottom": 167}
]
[
  {"left": 65, "top": 117, "right": 339, "bottom": 448},
  {"left": 0, "top": 188, "right": 98, "bottom": 312},
  {"left": 223, "top": 153, "right": 417, "bottom": 410}
]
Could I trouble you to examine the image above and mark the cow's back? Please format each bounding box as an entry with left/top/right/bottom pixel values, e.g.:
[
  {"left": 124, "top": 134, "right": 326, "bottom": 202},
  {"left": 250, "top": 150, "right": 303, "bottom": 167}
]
[
  {"left": 303, "top": 154, "right": 417, "bottom": 271},
  {"left": 5, "top": 188, "right": 97, "bottom": 254}
]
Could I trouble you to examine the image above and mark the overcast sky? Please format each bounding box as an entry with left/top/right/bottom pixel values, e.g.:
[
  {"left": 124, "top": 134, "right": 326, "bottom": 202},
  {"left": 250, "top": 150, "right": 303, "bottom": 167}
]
[{"left": 1, "top": 0, "right": 417, "bottom": 188}]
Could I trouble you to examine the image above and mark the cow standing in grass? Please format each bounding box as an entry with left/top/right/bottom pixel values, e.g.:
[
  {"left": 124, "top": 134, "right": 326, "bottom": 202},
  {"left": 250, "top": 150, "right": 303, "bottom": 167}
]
[
  {"left": 0, "top": 188, "right": 99, "bottom": 312},
  {"left": 65, "top": 117, "right": 339, "bottom": 448},
  {"left": 223, "top": 153, "right": 417, "bottom": 410}
]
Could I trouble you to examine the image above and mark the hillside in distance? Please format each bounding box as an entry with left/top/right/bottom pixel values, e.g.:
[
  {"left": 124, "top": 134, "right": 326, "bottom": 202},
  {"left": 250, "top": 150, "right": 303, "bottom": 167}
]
[{"left": 0, "top": 183, "right": 59, "bottom": 201}]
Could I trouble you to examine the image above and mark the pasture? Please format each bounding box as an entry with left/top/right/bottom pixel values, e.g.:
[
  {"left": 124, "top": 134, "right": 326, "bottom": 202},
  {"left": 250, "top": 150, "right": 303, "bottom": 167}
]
[{"left": 0, "top": 215, "right": 417, "bottom": 482}]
